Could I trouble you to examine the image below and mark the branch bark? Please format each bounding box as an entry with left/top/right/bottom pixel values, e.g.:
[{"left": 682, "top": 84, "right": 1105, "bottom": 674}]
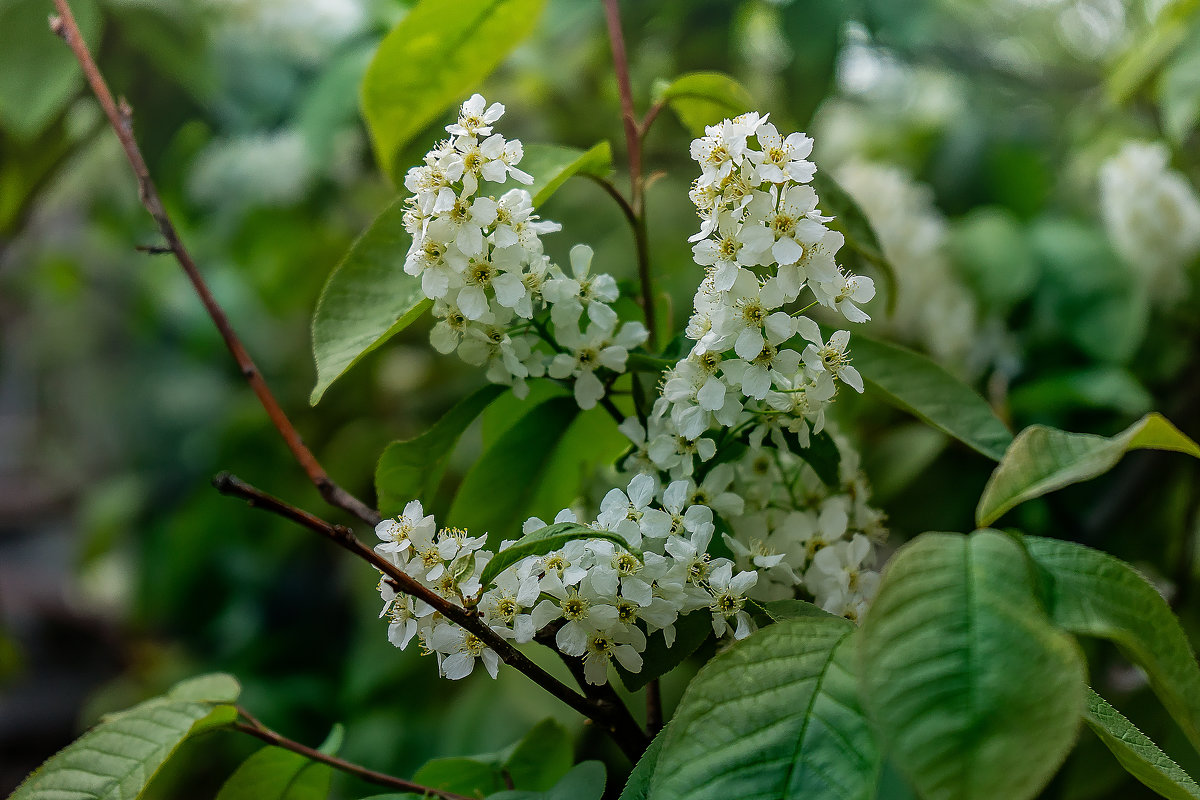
[
  {"left": 232, "top": 708, "right": 472, "bottom": 800},
  {"left": 213, "top": 473, "right": 649, "bottom": 760},
  {"left": 49, "top": 0, "right": 379, "bottom": 527}
]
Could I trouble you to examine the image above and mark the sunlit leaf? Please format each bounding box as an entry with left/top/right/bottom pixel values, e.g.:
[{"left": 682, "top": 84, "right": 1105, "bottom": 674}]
[
  {"left": 976, "top": 413, "right": 1200, "bottom": 526},
  {"left": 12, "top": 673, "right": 240, "bottom": 800},
  {"left": 646, "top": 617, "right": 879, "bottom": 800},
  {"left": 361, "top": 0, "right": 547, "bottom": 181},
  {"left": 860, "top": 531, "right": 1086, "bottom": 800},
  {"left": 652, "top": 72, "right": 756, "bottom": 137}
]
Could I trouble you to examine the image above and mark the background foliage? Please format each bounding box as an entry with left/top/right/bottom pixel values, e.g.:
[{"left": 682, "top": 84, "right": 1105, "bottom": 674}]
[{"left": 4, "top": 0, "right": 1200, "bottom": 797}]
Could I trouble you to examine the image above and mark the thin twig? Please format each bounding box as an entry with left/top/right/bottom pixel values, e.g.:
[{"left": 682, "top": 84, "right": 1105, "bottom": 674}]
[
  {"left": 601, "top": 0, "right": 657, "bottom": 351},
  {"left": 49, "top": 0, "right": 379, "bottom": 527},
  {"left": 232, "top": 709, "right": 472, "bottom": 800},
  {"left": 213, "top": 473, "right": 649, "bottom": 760}
]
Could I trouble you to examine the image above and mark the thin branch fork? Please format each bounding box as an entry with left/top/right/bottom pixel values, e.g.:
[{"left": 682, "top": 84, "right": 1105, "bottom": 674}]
[
  {"left": 48, "top": 0, "right": 379, "bottom": 527},
  {"left": 213, "top": 473, "right": 649, "bottom": 760},
  {"left": 233, "top": 707, "right": 473, "bottom": 800}
]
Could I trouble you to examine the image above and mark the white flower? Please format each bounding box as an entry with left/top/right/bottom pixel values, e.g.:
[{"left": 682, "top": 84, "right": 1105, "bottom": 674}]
[
  {"left": 597, "top": 473, "right": 657, "bottom": 547},
  {"left": 447, "top": 93, "right": 505, "bottom": 138},
  {"left": 747, "top": 122, "right": 815, "bottom": 184},
  {"left": 706, "top": 562, "right": 758, "bottom": 639},
  {"left": 579, "top": 627, "right": 644, "bottom": 685},
  {"left": 374, "top": 499, "right": 436, "bottom": 555},
  {"left": 642, "top": 481, "right": 715, "bottom": 540},
  {"left": 692, "top": 212, "right": 774, "bottom": 291},
  {"left": 801, "top": 328, "right": 863, "bottom": 393},
  {"left": 427, "top": 622, "right": 503, "bottom": 680}
]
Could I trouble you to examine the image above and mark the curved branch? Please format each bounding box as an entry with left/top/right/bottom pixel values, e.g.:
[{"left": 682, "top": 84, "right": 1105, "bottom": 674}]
[{"left": 48, "top": 0, "right": 379, "bottom": 527}]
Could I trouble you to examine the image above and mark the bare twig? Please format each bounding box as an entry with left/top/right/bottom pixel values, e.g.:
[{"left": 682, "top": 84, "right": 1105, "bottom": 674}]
[
  {"left": 213, "top": 473, "right": 649, "bottom": 760},
  {"left": 645, "top": 678, "right": 663, "bottom": 737},
  {"left": 49, "top": 0, "right": 379, "bottom": 527},
  {"left": 601, "top": 0, "right": 657, "bottom": 351},
  {"left": 233, "top": 708, "right": 472, "bottom": 800}
]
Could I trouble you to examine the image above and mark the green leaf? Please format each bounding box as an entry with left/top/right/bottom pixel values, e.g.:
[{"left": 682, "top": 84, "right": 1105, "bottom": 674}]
[
  {"left": 309, "top": 198, "right": 429, "bottom": 404},
  {"left": 448, "top": 396, "right": 579, "bottom": 547},
  {"left": 615, "top": 610, "right": 712, "bottom": 693},
  {"left": 646, "top": 617, "right": 879, "bottom": 800},
  {"left": 859, "top": 531, "right": 1086, "bottom": 800},
  {"left": 487, "top": 142, "right": 613, "bottom": 206},
  {"left": 843, "top": 331, "right": 1013, "bottom": 461},
  {"left": 757, "top": 598, "right": 835, "bottom": 622},
  {"left": 1158, "top": 31, "right": 1200, "bottom": 144},
  {"left": 812, "top": 170, "right": 897, "bottom": 313},
  {"left": 12, "top": 673, "right": 241, "bottom": 800},
  {"left": 0, "top": 0, "right": 102, "bottom": 140},
  {"left": 479, "top": 522, "right": 638, "bottom": 591},
  {"left": 1084, "top": 688, "right": 1200, "bottom": 800},
  {"left": 215, "top": 724, "right": 342, "bottom": 800},
  {"left": 619, "top": 729, "right": 665, "bottom": 800},
  {"left": 413, "top": 757, "right": 505, "bottom": 796},
  {"left": 501, "top": 718, "right": 574, "bottom": 791},
  {"left": 976, "top": 413, "right": 1200, "bottom": 526},
  {"left": 777, "top": 427, "right": 842, "bottom": 487},
  {"left": 1024, "top": 536, "right": 1200, "bottom": 754},
  {"left": 376, "top": 384, "right": 508, "bottom": 516},
  {"left": 489, "top": 761, "right": 605, "bottom": 800},
  {"left": 652, "top": 72, "right": 756, "bottom": 137},
  {"left": 361, "top": 0, "right": 547, "bottom": 181},
  {"left": 1107, "top": 0, "right": 1200, "bottom": 104},
  {"left": 1007, "top": 367, "right": 1153, "bottom": 418}
]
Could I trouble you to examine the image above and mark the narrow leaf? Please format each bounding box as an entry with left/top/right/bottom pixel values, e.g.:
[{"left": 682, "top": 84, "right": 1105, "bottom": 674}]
[
  {"left": 843, "top": 331, "right": 1013, "bottom": 461},
  {"left": 1084, "top": 688, "right": 1200, "bottom": 800},
  {"left": 447, "top": 396, "right": 579, "bottom": 547},
  {"left": 310, "top": 198, "right": 429, "bottom": 404},
  {"left": 859, "top": 531, "right": 1086, "bottom": 800},
  {"left": 646, "top": 617, "right": 879, "bottom": 800},
  {"left": 1025, "top": 536, "right": 1200, "bottom": 755},
  {"left": 1106, "top": 0, "right": 1200, "bottom": 104},
  {"left": 361, "top": 0, "right": 547, "bottom": 181},
  {"left": 653, "top": 72, "right": 756, "bottom": 137},
  {"left": 479, "top": 522, "right": 638, "bottom": 591},
  {"left": 12, "top": 673, "right": 241, "bottom": 800},
  {"left": 376, "top": 384, "right": 508, "bottom": 516},
  {"left": 976, "top": 413, "right": 1200, "bottom": 526}
]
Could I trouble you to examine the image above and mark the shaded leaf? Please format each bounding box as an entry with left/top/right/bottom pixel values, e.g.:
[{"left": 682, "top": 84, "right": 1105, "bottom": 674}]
[
  {"left": 1084, "top": 688, "right": 1200, "bottom": 800},
  {"left": 361, "top": 0, "right": 547, "bottom": 181},
  {"left": 976, "top": 413, "right": 1200, "bottom": 526},
  {"left": 647, "top": 617, "right": 879, "bottom": 800},
  {"left": 489, "top": 761, "right": 605, "bottom": 800},
  {"left": 859, "top": 531, "right": 1086, "bottom": 800},
  {"left": 618, "top": 729, "right": 665, "bottom": 800},
  {"left": 479, "top": 522, "right": 638, "bottom": 592},
  {"left": 412, "top": 757, "right": 504, "bottom": 796},
  {"left": 501, "top": 718, "right": 574, "bottom": 791},
  {"left": 652, "top": 72, "right": 756, "bottom": 137},
  {"left": 843, "top": 331, "right": 1013, "bottom": 461},
  {"left": 376, "top": 384, "right": 508, "bottom": 516},
  {"left": 615, "top": 610, "right": 712, "bottom": 693},
  {"left": 447, "top": 396, "right": 579, "bottom": 548},
  {"left": 12, "top": 673, "right": 240, "bottom": 800},
  {"left": 215, "top": 724, "right": 343, "bottom": 800},
  {"left": 310, "top": 198, "right": 429, "bottom": 404},
  {"left": 777, "top": 427, "right": 841, "bottom": 487},
  {"left": 1025, "top": 536, "right": 1200, "bottom": 754},
  {"left": 812, "top": 170, "right": 897, "bottom": 312}
]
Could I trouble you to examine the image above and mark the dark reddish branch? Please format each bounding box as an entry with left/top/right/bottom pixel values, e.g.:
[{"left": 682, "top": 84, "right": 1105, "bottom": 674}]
[
  {"left": 48, "top": 0, "right": 379, "bottom": 527},
  {"left": 212, "top": 473, "right": 649, "bottom": 760},
  {"left": 233, "top": 708, "right": 472, "bottom": 800},
  {"left": 601, "top": 0, "right": 657, "bottom": 350}
]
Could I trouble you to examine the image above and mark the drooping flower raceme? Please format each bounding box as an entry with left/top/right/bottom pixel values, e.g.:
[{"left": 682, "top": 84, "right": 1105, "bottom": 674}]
[
  {"left": 375, "top": 102, "right": 886, "bottom": 687},
  {"left": 1100, "top": 140, "right": 1200, "bottom": 306}
]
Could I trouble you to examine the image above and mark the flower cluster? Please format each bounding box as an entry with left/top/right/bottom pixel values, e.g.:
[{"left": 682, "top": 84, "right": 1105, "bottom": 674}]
[
  {"left": 1100, "top": 140, "right": 1200, "bottom": 306},
  {"left": 375, "top": 104, "right": 886, "bottom": 686},
  {"left": 401, "top": 94, "right": 647, "bottom": 407}
]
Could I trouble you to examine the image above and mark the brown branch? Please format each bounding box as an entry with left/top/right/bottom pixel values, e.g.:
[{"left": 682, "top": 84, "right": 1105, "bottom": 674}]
[
  {"left": 232, "top": 708, "right": 472, "bottom": 800},
  {"left": 212, "top": 473, "right": 649, "bottom": 760},
  {"left": 601, "top": 0, "right": 657, "bottom": 351},
  {"left": 49, "top": 0, "right": 379, "bottom": 527},
  {"left": 645, "top": 678, "right": 663, "bottom": 737}
]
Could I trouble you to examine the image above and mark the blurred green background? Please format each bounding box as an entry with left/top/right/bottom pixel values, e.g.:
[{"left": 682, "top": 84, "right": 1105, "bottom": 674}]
[{"left": 3, "top": 0, "right": 1200, "bottom": 797}]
